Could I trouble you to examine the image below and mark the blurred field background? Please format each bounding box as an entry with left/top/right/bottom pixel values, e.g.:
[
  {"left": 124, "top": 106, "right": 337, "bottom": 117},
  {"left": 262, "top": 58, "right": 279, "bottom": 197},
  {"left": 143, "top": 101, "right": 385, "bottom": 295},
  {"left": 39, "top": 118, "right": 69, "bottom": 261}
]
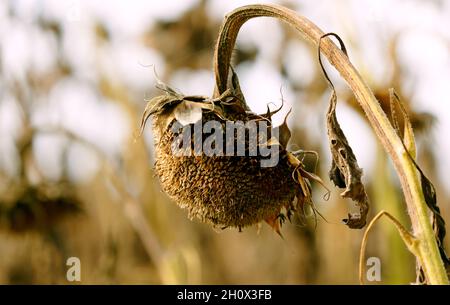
[{"left": 1, "top": 0, "right": 450, "bottom": 284}]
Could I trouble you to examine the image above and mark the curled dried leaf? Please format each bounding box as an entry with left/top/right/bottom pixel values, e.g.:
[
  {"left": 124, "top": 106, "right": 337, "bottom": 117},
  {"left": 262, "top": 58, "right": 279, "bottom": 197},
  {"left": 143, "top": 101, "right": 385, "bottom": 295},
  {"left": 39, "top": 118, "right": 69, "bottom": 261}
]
[
  {"left": 327, "top": 90, "right": 369, "bottom": 228},
  {"left": 319, "top": 33, "right": 369, "bottom": 229},
  {"left": 139, "top": 95, "right": 182, "bottom": 135}
]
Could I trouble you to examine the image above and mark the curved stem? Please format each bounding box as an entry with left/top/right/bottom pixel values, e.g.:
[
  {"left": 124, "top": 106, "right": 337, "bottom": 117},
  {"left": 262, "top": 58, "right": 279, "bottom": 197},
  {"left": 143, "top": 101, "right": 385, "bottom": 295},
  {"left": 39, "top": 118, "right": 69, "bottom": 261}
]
[
  {"left": 359, "top": 210, "right": 419, "bottom": 285},
  {"left": 214, "top": 4, "right": 322, "bottom": 95},
  {"left": 213, "top": 4, "right": 448, "bottom": 284}
]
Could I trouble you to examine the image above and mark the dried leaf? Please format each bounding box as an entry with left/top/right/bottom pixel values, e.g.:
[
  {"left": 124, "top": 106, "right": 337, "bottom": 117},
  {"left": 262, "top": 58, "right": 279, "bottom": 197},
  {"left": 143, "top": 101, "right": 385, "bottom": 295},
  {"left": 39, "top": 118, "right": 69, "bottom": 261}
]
[
  {"left": 319, "top": 33, "right": 369, "bottom": 229},
  {"left": 389, "top": 88, "right": 450, "bottom": 281},
  {"left": 139, "top": 95, "right": 182, "bottom": 135},
  {"left": 389, "top": 88, "right": 416, "bottom": 158},
  {"left": 273, "top": 108, "right": 292, "bottom": 148},
  {"left": 326, "top": 90, "right": 369, "bottom": 227}
]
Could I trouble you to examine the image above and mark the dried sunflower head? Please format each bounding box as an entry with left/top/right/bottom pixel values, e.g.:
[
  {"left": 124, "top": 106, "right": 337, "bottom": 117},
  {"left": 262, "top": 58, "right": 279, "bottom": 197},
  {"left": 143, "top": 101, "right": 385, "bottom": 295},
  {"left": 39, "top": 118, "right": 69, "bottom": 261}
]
[{"left": 140, "top": 77, "right": 318, "bottom": 233}]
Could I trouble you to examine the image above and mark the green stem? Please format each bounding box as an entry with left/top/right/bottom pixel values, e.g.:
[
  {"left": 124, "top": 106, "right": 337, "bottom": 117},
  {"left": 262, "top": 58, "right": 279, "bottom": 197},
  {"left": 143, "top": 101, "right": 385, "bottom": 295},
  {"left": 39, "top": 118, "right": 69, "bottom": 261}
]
[{"left": 213, "top": 3, "right": 448, "bottom": 284}]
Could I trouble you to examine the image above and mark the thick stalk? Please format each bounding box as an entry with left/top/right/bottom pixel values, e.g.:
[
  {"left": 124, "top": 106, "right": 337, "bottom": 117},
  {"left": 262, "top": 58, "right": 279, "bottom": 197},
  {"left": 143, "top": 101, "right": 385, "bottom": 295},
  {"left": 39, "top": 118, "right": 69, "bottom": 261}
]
[{"left": 213, "top": 4, "right": 448, "bottom": 284}]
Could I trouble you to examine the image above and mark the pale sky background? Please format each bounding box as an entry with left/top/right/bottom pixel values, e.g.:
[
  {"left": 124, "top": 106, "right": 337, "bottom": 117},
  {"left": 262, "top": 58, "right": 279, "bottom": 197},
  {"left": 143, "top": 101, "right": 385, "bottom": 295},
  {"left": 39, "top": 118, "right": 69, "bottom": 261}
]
[{"left": 1, "top": 0, "right": 450, "bottom": 193}]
